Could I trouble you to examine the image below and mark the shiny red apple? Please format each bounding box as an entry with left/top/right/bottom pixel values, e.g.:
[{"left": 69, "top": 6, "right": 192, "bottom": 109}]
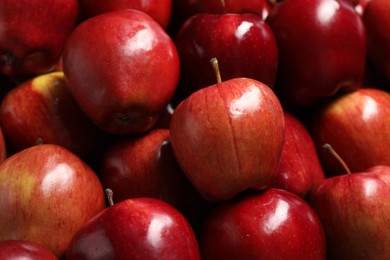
[
  {"left": 0, "top": 71, "right": 113, "bottom": 164},
  {"left": 0, "top": 0, "right": 78, "bottom": 79},
  {"left": 199, "top": 188, "right": 326, "bottom": 259},
  {"left": 170, "top": 61, "right": 285, "bottom": 201},
  {"left": 175, "top": 13, "right": 278, "bottom": 101},
  {"left": 0, "top": 144, "right": 106, "bottom": 257},
  {"left": 66, "top": 197, "right": 201, "bottom": 259},
  {"left": 266, "top": 0, "right": 367, "bottom": 107},
  {"left": 62, "top": 9, "right": 180, "bottom": 135}
]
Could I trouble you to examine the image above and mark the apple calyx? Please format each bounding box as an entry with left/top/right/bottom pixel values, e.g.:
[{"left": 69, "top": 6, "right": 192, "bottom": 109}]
[
  {"left": 322, "top": 143, "right": 351, "bottom": 174},
  {"left": 210, "top": 57, "right": 222, "bottom": 84},
  {"left": 105, "top": 188, "right": 115, "bottom": 206}
]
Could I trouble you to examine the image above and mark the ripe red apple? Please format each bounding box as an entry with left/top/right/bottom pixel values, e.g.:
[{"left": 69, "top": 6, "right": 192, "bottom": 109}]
[
  {"left": 66, "top": 196, "right": 201, "bottom": 259},
  {"left": 0, "top": 0, "right": 78, "bottom": 79},
  {"left": 0, "top": 71, "right": 113, "bottom": 164},
  {"left": 199, "top": 188, "right": 326, "bottom": 259},
  {"left": 309, "top": 88, "right": 390, "bottom": 176},
  {"left": 363, "top": 0, "right": 390, "bottom": 81},
  {"left": 266, "top": 0, "right": 367, "bottom": 107},
  {"left": 170, "top": 60, "right": 285, "bottom": 201},
  {"left": 99, "top": 128, "right": 209, "bottom": 223},
  {"left": 62, "top": 9, "right": 180, "bottom": 135},
  {"left": 78, "top": 0, "right": 172, "bottom": 29},
  {"left": 0, "top": 240, "right": 57, "bottom": 260},
  {"left": 175, "top": 13, "right": 278, "bottom": 101},
  {"left": 270, "top": 112, "right": 325, "bottom": 198},
  {"left": 0, "top": 144, "right": 106, "bottom": 257},
  {"left": 310, "top": 152, "right": 390, "bottom": 260}
]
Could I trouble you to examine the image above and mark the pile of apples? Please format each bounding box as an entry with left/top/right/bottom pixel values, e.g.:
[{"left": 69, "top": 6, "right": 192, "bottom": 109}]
[{"left": 0, "top": 0, "right": 390, "bottom": 259}]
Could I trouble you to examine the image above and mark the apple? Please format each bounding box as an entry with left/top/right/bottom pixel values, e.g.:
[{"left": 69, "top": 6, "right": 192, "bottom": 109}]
[
  {"left": 65, "top": 196, "right": 201, "bottom": 259},
  {"left": 309, "top": 88, "right": 390, "bottom": 176},
  {"left": 62, "top": 9, "right": 180, "bottom": 135},
  {"left": 199, "top": 188, "right": 326, "bottom": 259},
  {"left": 99, "top": 128, "right": 209, "bottom": 224},
  {"left": 78, "top": 0, "right": 172, "bottom": 30},
  {"left": 170, "top": 59, "right": 285, "bottom": 201},
  {"left": 0, "top": 144, "right": 106, "bottom": 257},
  {"left": 363, "top": 0, "right": 390, "bottom": 81},
  {"left": 0, "top": 240, "right": 57, "bottom": 260},
  {"left": 270, "top": 112, "right": 325, "bottom": 198},
  {"left": 310, "top": 145, "right": 390, "bottom": 259},
  {"left": 0, "top": 0, "right": 78, "bottom": 80},
  {"left": 266, "top": 0, "right": 367, "bottom": 107},
  {"left": 0, "top": 71, "right": 114, "bottom": 164},
  {"left": 174, "top": 12, "right": 278, "bottom": 101}
]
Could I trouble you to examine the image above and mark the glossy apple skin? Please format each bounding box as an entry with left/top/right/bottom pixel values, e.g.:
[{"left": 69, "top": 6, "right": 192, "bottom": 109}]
[
  {"left": 66, "top": 197, "right": 201, "bottom": 260},
  {"left": 99, "top": 128, "right": 209, "bottom": 223},
  {"left": 0, "top": 144, "right": 106, "bottom": 257},
  {"left": 266, "top": 0, "right": 367, "bottom": 107},
  {"left": 170, "top": 78, "right": 285, "bottom": 201},
  {"left": 0, "top": 0, "right": 78, "bottom": 79},
  {"left": 78, "top": 0, "right": 172, "bottom": 29},
  {"left": 309, "top": 88, "right": 390, "bottom": 176},
  {"left": 175, "top": 13, "right": 278, "bottom": 101},
  {"left": 199, "top": 188, "right": 326, "bottom": 259},
  {"left": 310, "top": 165, "right": 390, "bottom": 260},
  {"left": 0, "top": 72, "right": 113, "bottom": 164},
  {"left": 270, "top": 112, "right": 325, "bottom": 198},
  {"left": 363, "top": 0, "right": 390, "bottom": 81},
  {"left": 0, "top": 240, "right": 57, "bottom": 260},
  {"left": 62, "top": 9, "right": 180, "bottom": 135}
]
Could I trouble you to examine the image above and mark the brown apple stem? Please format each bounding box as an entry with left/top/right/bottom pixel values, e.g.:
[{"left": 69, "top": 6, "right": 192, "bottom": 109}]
[
  {"left": 105, "top": 188, "right": 115, "bottom": 207},
  {"left": 210, "top": 57, "right": 222, "bottom": 84},
  {"left": 220, "top": 0, "right": 226, "bottom": 11},
  {"left": 322, "top": 143, "right": 351, "bottom": 174}
]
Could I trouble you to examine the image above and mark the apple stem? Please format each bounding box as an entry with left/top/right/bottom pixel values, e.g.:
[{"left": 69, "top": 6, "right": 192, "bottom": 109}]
[
  {"left": 210, "top": 57, "right": 222, "bottom": 84},
  {"left": 105, "top": 188, "right": 115, "bottom": 207},
  {"left": 322, "top": 143, "right": 351, "bottom": 174},
  {"left": 220, "top": 0, "right": 226, "bottom": 11}
]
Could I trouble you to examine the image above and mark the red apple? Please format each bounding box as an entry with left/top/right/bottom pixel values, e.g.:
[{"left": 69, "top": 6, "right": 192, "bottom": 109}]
[
  {"left": 309, "top": 88, "right": 390, "bottom": 176},
  {"left": 0, "top": 0, "right": 78, "bottom": 79},
  {"left": 66, "top": 196, "right": 201, "bottom": 259},
  {"left": 199, "top": 188, "right": 326, "bottom": 259},
  {"left": 0, "top": 240, "right": 57, "bottom": 260},
  {"left": 266, "top": 0, "right": 367, "bottom": 107},
  {"left": 170, "top": 61, "right": 285, "bottom": 201},
  {"left": 363, "top": 0, "right": 390, "bottom": 81},
  {"left": 175, "top": 13, "right": 278, "bottom": 101},
  {"left": 0, "top": 71, "right": 113, "bottom": 164},
  {"left": 78, "top": 0, "right": 172, "bottom": 29},
  {"left": 270, "top": 112, "right": 325, "bottom": 198},
  {"left": 310, "top": 158, "right": 390, "bottom": 259},
  {"left": 62, "top": 9, "right": 180, "bottom": 135},
  {"left": 0, "top": 144, "right": 106, "bottom": 257},
  {"left": 99, "top": 128, "right": 209, "bottom": 223}
]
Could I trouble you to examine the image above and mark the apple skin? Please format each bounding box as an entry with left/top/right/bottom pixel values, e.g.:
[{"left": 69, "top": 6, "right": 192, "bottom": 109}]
[
  {"left": 270, "top": 112, "right": 325, "bottom": 198},
  {"left": 99, "top": 128, "right": 209, "bottom": 224},
  {"left": 363, "top": 0, "right": 390, "bottom": 81},
  {"left": 0, "top": 126, "right": 7, "bottom": 163},
  {"left": 170, "top": 78, "right": 285, "bottom": 202},
  {"left": 65, "top": 197, "right": 201, "bottom": 260},
  {"left": 62, "top": 9, "right": 180, "bottom": 135},
  {"left": 78, "top": 0, "right": 172, "bottom": 29},
  {"left": 0, "top": 240, "right": 57, "bottom": 260},
  {"left": 175, "top": 13, "right": 278, "bottom": 101},
  {"left": 309, "top": 88, "right": 390, "bottom": 176},
  {"left": 309, "top": 165, "right": 390, "bottom": 260},
  {"left": 0, "top": 144, "right": 106, "bottom": 257},
  {"left": 0, "top": 71, "right": 113, "bottom": 164},
  {"left": 266, "top": 0, "right": 367, "bottom": 107},
  {"left": 199, "top": 188, "right": 326, "bottom": 259},
  {"left": 0, "top": 0, "right": 78, "bottom": 79}
]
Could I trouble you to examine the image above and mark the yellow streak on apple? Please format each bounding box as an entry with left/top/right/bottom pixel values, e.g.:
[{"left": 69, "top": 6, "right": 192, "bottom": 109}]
[{"left": 31, "top": 71, "right": 65, "bottom": 96}]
